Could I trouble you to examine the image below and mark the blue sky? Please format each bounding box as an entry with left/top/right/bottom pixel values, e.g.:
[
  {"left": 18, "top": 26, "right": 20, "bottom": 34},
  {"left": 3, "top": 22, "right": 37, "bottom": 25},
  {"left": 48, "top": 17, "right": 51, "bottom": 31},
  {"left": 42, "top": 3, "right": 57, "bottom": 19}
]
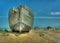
[{"left": 0, "top": 0, "right": 60, "bottom": 28}]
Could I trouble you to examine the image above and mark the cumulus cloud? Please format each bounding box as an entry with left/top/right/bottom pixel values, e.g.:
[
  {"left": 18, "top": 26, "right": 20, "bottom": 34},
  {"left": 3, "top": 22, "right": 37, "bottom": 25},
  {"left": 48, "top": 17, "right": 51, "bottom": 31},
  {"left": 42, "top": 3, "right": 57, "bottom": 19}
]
[{"left": 51, "top": 12, "right": 60, "bottom": 15}]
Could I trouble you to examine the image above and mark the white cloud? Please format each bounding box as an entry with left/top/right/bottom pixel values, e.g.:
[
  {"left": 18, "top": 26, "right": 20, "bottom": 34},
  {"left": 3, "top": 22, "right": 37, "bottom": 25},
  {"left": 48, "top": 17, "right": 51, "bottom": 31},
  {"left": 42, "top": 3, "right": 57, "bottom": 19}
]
[
  {"left": 35, "top": 17, "right": 60, "bottom": 19},
  {"left": 0, "top": 16, "right": 8, "bottom": 18},
  {"left": 51, "top": 12, "right": 60, "bottom": 15}
]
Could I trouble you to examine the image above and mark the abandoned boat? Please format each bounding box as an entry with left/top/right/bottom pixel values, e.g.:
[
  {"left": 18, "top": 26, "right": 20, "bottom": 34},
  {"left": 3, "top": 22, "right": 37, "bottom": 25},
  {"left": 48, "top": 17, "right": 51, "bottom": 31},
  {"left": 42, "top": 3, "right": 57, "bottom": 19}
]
[{"left": 8, "top": 5, "right": 34, "bottom": 32}]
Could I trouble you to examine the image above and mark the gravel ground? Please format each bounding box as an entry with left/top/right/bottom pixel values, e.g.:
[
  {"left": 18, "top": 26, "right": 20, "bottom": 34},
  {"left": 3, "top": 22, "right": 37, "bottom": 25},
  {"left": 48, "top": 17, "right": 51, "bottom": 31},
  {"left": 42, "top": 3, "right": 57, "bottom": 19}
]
[{"left": 0, "top": 29, "right": 59, "bottom": 43}]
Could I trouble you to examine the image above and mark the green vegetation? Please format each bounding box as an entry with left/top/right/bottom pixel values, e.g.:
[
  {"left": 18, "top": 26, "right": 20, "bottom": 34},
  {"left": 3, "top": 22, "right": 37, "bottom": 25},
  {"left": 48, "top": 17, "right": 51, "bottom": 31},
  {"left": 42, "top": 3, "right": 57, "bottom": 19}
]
[
  {"left": 34, "top": 26, "right": 40, "bottom": 30},
  {"left": 46, "top": 26, "right": 52, "bottom": 30}
]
